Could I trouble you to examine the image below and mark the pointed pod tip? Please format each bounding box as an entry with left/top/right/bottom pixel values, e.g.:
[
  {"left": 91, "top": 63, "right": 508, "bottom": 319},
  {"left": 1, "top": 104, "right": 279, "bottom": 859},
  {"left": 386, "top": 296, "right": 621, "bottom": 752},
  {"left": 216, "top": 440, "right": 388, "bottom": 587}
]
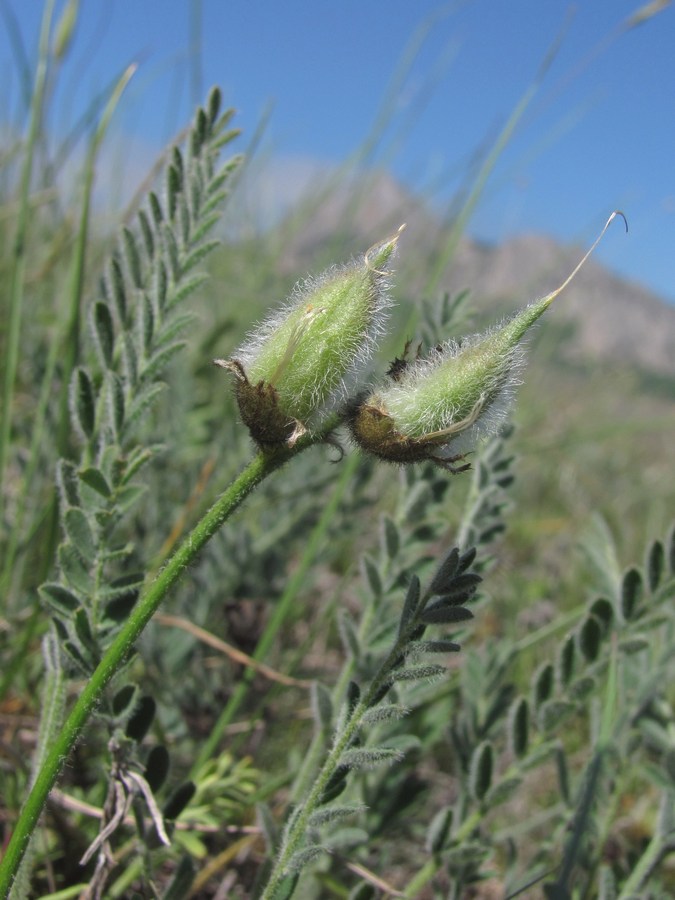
[
  {"left": 365, "top": 223, "right": 407, "bottom": 274},
  {"left": 608, "top": 210, "right": 628, "bottom": 233},
  {"left": 540, "top": 209, "right": 629, "bottom": 311}
]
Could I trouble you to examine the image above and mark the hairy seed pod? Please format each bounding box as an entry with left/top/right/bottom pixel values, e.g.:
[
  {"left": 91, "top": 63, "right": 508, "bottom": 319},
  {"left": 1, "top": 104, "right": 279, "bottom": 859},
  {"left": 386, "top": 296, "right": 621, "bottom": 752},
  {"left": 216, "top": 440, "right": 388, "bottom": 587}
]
[
  {"left": 215, "top": 226, "right": 405, "bottom": 449},
  {"left": 348, "top": 212, "right": 625, "bottom": 471}
]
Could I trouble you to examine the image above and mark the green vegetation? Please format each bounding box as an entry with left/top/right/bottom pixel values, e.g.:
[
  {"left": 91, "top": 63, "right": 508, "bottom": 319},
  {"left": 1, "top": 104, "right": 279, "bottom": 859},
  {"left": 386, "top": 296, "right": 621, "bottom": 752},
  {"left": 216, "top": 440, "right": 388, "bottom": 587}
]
[{"left": 1, "top": 5, "right": 674, "bottom": 899}]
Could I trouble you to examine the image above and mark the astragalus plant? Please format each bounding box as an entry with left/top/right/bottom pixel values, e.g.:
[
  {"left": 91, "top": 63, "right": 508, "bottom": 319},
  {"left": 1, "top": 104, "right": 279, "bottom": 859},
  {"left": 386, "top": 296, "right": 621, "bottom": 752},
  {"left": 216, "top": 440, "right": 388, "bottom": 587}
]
[{"left": 2, "top": 68, "right": 673, "bottom": 900}]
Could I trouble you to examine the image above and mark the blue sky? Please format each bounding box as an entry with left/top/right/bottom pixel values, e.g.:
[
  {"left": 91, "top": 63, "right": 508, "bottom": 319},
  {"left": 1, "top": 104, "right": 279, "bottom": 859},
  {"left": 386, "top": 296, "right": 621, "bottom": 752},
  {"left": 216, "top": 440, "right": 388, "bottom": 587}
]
[{"left": 2, "top": 0, "right": 674, "bottom": 302}]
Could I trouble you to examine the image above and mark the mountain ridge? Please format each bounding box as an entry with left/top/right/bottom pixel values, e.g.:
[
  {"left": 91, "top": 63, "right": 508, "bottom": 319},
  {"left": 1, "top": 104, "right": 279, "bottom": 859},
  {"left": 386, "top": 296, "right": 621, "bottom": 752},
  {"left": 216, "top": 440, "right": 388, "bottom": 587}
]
[{"left": 271, "top": 170, "right": 675, "bottom": 377}]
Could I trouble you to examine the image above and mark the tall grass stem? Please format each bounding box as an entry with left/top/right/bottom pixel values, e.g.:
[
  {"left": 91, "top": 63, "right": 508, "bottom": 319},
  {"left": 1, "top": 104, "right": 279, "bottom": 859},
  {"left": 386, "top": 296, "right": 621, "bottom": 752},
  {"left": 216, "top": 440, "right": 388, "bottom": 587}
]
[{"left": 0, "top": 0, "right": 55, "bottom": 518}]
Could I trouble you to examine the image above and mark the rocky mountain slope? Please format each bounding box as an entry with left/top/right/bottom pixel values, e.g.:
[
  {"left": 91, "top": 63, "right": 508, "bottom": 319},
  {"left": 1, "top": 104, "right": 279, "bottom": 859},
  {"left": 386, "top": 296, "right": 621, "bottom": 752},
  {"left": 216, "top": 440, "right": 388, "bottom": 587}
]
[{"left": 274, "top": 170, "right": 675, "bottom": 377}]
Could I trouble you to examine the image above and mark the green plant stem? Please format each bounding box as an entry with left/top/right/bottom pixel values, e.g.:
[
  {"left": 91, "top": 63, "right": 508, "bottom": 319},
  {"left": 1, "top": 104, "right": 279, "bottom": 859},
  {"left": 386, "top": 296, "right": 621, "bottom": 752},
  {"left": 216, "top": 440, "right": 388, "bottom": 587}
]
[
  {"left": 0, "top": 0, "right": 54, "bottom": 519},
  {"left": 40, "top": 887, "right": 89, "bottom": 900},
  {"left": 0, "top": 332, "right": 61, "bottom": 607},
  {"left": 261, "top": 599, "right": 424, "bottom": 899},
  {"left": 288, "top": 541, "right": 382, "bottom": 806},
  {"left": 0, "top": 67, "right": 135, "bottom": 618},
  {"left": 0, "top": 449, "right": 289, "bottom": 898},
  {"left": 108, "top": 852, "right": 145, "bottom": 898},
  {"left": 619, "top": 789, "right": 675, "bottom": 898},
  {"left": 402, "top": 806, "right": 484, "bottom": 897},
  {"left": 191, "top": 449, "right": 359, "bottom": 775},
  {"left": 399, "top": 31, "right": 559, "bottom": 345},
  {"left": 402, "top": 859, "right": 439, "bottom": 898},
  {"left": 0, "top": 609, "right": 44, "bottom": 702},
  {"left": 288, "top": 473, "right": 416, "bottom": 807},
  {"left": 262, "top": 700, "right": 366, "bottom": 898},
  {"left": 425, "top": 76, "right": 539, "bottom": 298}
]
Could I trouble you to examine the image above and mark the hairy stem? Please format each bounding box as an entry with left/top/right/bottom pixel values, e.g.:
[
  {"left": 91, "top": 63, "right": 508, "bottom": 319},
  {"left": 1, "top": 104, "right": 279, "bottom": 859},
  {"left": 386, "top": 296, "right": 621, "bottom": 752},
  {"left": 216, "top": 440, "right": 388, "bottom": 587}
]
[
  {"left": 192, "top": 448, "right": 358, "bottom": 776},
  {"left": 288, "top": 535, "right": 383, "bottom": 806},
  {"left": 261, "top": 603, "right": 424, "bottom": 899},
  {"left": 0, "top": 448, "right": 293, "bottom": 896}
]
